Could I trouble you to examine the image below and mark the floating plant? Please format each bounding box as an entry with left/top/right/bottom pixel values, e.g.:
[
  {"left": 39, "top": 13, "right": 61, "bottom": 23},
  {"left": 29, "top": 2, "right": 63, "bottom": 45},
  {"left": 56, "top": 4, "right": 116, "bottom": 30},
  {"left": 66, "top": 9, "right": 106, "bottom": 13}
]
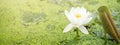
[
  {"left": 63, "top": 7, "right": 93, "bottom": 39},
  {"left": 1, "top": 0, "right": 120, "bottom": 45}
]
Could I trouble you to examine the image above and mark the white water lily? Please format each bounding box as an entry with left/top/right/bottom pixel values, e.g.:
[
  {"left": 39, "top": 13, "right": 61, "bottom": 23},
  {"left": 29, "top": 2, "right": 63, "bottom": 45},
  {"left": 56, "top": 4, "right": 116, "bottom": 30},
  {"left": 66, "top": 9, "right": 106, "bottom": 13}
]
[{"left": 63, "top": 7, "right": 92, "bottom": 34}]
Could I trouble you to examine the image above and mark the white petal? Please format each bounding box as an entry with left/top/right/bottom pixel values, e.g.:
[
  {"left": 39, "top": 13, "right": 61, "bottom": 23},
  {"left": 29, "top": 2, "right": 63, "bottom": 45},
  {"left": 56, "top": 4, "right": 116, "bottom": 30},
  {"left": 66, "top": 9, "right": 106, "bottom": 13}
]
[
  {"left": 65, "top": 10, "right": 73, "bottom": 22},
  {"left": 87, "top": 17, "right": 92, "bottom": 22},
  {"left": 72, "top": 7, "right": 81, "bottom": 14},
  {"left": 83, "top": 17, "right": 92, "bottom": 25},
  {"left": 79, "top": 7, "right": 86, "bottom": 15},
  {"left": 77, "top": 18, "right": 85, "bottom": 25},
  {"left": 76, "top": 7, "right": 81, "bottom": 10},
  {"left": 86, "top": 12, "right": 92, "bottom": 17},
  {"left": 65, "top": 10, "right": 77, "bottom": 24},
  {"left": 63, "top": 23, "right": 73, "bottom": 33},
  {"left": 70, "top": 7, "right": 75, "bottom": 13},
  {"left": 81, "top": 7, "right": 86, "bottom": 12},
  {"left": 78, "top": 25, "right": 89, "bottom": 34},
  {"left": 87, "top": 12, "right": 91, "bottom": 15}
]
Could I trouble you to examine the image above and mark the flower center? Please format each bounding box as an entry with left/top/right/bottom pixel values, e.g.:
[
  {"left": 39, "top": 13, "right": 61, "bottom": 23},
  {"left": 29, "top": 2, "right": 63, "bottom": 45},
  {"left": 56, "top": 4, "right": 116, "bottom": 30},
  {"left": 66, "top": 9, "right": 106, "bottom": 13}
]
[{"left": 75, "top": 14, "right": 81, "bottom": 18}]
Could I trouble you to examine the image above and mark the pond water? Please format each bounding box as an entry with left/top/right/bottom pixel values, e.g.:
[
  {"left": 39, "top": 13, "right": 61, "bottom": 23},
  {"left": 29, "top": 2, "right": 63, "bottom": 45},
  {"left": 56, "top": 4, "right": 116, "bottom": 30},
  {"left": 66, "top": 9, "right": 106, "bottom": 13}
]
[{"left": 0, "top": 0, "right": 120, "bottom": 45}]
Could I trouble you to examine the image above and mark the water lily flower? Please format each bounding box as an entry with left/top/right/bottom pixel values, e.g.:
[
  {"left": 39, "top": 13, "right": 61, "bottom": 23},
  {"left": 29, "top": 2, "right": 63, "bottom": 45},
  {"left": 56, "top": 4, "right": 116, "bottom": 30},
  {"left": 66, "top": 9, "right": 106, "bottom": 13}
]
[{"left": 63, "top": 7, "right": 92, "bottom": 34}]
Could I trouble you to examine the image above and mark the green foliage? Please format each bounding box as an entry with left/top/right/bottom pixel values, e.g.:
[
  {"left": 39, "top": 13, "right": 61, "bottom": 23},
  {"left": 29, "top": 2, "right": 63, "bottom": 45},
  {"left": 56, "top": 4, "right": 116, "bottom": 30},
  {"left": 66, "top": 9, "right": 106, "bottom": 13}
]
[{"left": 0, "top": 0, "right": 120, "bottom": 45}]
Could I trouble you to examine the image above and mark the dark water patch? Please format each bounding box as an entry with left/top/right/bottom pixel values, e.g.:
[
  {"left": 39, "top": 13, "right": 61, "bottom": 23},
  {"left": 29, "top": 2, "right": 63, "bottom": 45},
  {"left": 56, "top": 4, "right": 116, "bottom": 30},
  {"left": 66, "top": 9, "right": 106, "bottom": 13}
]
[
  {"left": 21, "top": 11, "right": 46, "bottom": 26},
  {"left": 60, "top": 39, "right": 79, "bottom": 45},
  {"left": 91, "top": 30, "right": 115, "bottom": 41},
  {"left": 117, "top": 0, "right": 120, "bottom": 3},
  {"left": 57, "top": 10, "right": 64, "bottom": 16},
  {"left": 46, "top": 24, "right": 55, "bottom": 31},
  {"left": 88, "top": 1, "right": 98, "bottom": 6},
  {"left": 111, "top": 10, "right": 120, "bottom": 16},
  {"left": 47, "top": 0, "right": 65, "bottom": 6}
]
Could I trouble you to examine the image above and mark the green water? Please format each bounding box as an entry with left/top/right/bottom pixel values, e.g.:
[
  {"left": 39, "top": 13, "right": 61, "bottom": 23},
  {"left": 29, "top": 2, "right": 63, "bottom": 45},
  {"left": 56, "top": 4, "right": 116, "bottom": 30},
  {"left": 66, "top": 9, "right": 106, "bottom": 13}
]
[{"left": 0, "top": 0, "right": 120, "bottom": 45}]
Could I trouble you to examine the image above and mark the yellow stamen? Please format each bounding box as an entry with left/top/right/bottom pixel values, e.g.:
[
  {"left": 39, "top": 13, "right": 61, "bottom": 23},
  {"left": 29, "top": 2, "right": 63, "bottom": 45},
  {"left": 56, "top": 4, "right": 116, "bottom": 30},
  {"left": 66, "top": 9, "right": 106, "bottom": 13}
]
[{"left": 75, "top": 14, "right": 81, "bottom": 18}]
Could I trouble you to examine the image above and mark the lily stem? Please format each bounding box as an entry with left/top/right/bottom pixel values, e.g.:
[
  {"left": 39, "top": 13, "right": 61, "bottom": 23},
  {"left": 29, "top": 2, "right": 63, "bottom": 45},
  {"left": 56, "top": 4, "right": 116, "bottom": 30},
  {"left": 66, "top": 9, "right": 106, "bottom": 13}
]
[
  {"left": 74, "top": 28, "right": 80, "bottom": 40},
  {"left": 75, "top": 28, "right": 80, "bottom": 37},
  {"left": 104, "top": 29, "right": 107, "bottom": 45}
]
